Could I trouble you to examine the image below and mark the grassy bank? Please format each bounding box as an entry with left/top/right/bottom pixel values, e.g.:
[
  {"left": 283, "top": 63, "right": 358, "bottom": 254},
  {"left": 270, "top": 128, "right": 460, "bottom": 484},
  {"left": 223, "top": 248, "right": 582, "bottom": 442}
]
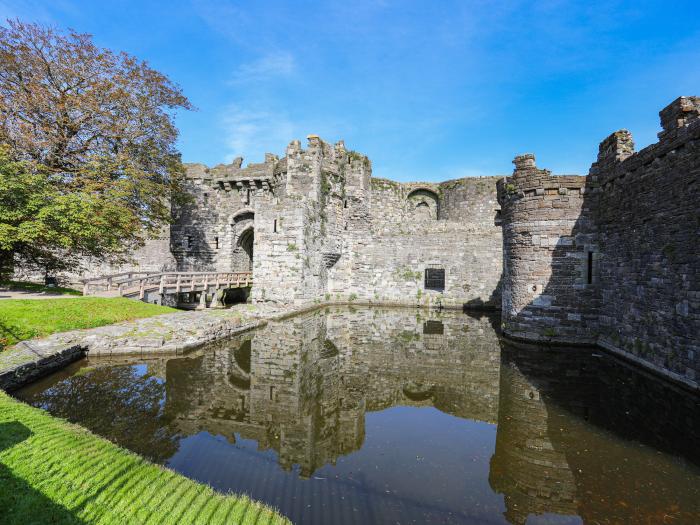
[
  {"left": 0, "top": 298, "right": 176, "bottom": 350},
  {"left": 0, "top": 391, "right": 289, "bottom": 525},
  {"left": 0, "top": 280, "right": 82, "bottom": 296}
]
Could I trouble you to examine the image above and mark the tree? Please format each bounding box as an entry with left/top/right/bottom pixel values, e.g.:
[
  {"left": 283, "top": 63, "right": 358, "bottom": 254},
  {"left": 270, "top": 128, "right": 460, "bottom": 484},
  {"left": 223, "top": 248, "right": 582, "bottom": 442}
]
[{"left": 0, "top": 20, "right": 192, "bottom": 275}]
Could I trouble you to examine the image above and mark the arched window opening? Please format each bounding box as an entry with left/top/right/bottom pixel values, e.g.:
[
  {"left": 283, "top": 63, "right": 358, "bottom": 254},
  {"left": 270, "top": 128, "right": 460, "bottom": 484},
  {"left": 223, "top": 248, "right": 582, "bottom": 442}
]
[{"left": 406, "top": 189, "right": 439, "bottom": 220}]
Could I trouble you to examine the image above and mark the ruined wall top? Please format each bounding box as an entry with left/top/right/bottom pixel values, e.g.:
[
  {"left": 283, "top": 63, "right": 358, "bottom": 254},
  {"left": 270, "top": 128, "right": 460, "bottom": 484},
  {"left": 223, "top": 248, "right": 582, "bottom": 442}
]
[
  {"left": 659, "top": 96, "right": 700, "bottom": 138},
  {"left": 590, "top": 95, "right": 700, "bottom": 185}
]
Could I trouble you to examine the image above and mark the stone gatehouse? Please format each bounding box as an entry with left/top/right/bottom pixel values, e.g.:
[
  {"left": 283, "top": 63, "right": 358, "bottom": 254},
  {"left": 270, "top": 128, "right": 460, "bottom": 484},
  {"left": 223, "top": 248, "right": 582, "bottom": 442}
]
[{"left": 132, "top": 135, "right": 510, "bottom": 309}]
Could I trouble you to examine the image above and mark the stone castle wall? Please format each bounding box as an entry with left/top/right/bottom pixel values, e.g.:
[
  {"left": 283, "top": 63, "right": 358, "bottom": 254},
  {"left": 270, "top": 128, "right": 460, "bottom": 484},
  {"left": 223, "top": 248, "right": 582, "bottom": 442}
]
[
  {"left": 327, "top": 176, "right": 503, "bottom": 308},
  {"left": 498, "top": 96, "right": 700, "bottom": 386},
  {"left": 593, "top": 97, "right": 700, "bottom": 384},
  {"left": 162, "top": 136, "right": 505, "bottom": 309}
]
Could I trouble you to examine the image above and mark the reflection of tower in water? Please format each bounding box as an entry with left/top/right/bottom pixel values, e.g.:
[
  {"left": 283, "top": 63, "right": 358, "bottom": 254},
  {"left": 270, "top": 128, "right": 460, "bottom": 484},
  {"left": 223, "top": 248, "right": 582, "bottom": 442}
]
[
  {"left": 489, "top": 350, "right": 579, "bottom": 525},
  {"left": 490, "top": 342, "right": 700, "bottom": 525},
  {"left": 248, "top": 312, "right": 365, "bottom": 477}
]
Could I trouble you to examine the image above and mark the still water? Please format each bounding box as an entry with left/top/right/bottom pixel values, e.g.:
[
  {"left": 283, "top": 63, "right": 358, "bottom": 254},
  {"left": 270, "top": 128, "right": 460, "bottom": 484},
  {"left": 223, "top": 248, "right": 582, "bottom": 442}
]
[{"left": 16, "top": 307, "right": 700, "bottom": 524}]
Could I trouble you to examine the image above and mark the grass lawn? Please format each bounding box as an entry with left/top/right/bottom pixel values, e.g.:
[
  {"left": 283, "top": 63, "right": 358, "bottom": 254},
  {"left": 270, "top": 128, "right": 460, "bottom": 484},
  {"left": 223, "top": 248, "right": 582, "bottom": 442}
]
[
  {"left": 0, "top": 391, "right": 289, "bottom": 525},
  {"left": 0, "top": 298, "right": 176, "bottom": 350},
  {"left": 0, "top": 280, "right": 82, "bottom": 296}
]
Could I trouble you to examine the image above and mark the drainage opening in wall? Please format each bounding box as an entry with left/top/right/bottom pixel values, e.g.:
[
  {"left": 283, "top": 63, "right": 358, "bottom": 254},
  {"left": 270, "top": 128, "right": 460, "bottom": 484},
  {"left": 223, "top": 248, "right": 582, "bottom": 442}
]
[{"left": 425, "top": 268, "right": 445, "bottom": 291}]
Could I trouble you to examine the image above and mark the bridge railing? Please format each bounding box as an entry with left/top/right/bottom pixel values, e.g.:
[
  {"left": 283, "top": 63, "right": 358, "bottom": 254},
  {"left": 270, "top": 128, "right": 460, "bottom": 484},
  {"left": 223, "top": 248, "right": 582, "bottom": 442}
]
[
  {"left": 81, "top": 271, "right": 162, "bottom": 295},
  {"left": 82, "top": 271, "right": 253, "bottom": 298}
]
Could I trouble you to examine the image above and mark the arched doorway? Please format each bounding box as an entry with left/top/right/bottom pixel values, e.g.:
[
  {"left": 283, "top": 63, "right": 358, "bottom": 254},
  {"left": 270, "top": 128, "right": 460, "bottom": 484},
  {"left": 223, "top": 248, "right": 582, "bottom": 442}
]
[{"left": 238, "top": 228, "right": 254, "bottom": 271}]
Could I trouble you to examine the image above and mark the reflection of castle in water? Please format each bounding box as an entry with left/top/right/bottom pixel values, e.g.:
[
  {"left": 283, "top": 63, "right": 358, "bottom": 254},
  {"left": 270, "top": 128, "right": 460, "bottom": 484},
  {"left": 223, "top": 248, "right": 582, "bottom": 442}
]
[
  {"left": 159, "top": 307, "right": 502, "bottom": 477},
  {"left": 20, "top": 306, "right": 700, "bottom": 524},
  {"left": 144, "top": 307, "right": 699, "bottom": 523},
  {"left": 491, "top": 341, "right": 700, "bottom": 525}
]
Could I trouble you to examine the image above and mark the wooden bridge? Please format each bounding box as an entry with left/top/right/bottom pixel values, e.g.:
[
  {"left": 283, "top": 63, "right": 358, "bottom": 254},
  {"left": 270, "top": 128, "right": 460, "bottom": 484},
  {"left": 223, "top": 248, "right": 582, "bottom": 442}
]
[{"left": 81, "top": 271, "right": 253, "bottom": 308}]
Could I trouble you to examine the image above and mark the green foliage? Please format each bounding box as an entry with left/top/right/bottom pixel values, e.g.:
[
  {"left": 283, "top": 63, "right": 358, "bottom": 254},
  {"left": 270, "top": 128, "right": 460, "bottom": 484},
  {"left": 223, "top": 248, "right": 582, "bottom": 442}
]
[
  {"left": 320, "top": 170, "right": 332, "bottom": 196},
  {"left": 0, "top": 21, "right": 192, "bottom": 275},
  {"left": 348, "top": 293, "right": 358, "bottom": 302},
  {"left": 504, "top": 183, "right": 517, "bottom": 195},
  {"left": 395, "top": 266, "right": 422, "bottom": 281},
  {"left": 543, "top": 327, "right": 557, "bottom": 338},
  {"left": 0, "top": 297, "right": 174, "bottom": 350},
  {"left": 0, "top": 146, "right": 187, "bottom": 275},
  {"left": 286, "top": 243, "right": 298, "bottom": 251},
  {"left": 0, "top": 391, "right": 289, "bottom": 524}
]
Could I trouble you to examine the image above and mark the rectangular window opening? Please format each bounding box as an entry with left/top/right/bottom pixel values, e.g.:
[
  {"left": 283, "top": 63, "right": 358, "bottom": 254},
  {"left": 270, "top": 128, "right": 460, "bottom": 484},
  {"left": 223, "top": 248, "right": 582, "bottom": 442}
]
[
  {"left": 245, "top": 188, "right": 251, "bottom": 205},
  {"left": 423, "top": 320, "right": 444, "bottom": 335},
  {"left": 587, "top": 251, "right": 594, "bottom": 285},
  {"left": 425, "top": 268, "right": 445, "bottom": 291},
  {"left": 273, "top": 219, "right": 278, "bottom": 233},
  {"left": 344, "top": 199, "right": 348, "bottom": 208},
  {"left": 214, "top": 237, "right": 219, "bottom": 250}
]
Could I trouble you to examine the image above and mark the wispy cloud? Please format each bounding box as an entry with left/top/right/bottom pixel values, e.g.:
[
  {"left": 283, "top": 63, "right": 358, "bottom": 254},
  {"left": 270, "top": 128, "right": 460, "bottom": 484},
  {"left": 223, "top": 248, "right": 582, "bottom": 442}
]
[
  {"left": 221, "top": 106, "right": 296, "bottom": 164},
  {"left": 231, "top": 51, "right": 296, "bottom": 84}
]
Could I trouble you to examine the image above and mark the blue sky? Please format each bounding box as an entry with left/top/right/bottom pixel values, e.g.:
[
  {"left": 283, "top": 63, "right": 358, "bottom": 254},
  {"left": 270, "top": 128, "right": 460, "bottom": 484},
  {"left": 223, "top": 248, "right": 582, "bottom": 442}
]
[{"left": 2, "top": 1, "right": 699, "bottom": 181}]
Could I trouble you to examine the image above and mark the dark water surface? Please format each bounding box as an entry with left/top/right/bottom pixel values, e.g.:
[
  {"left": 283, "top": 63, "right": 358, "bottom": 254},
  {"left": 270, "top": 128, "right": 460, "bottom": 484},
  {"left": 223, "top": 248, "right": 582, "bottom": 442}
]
[{"left": 15, "top": 307, "right": 700, "bottom": 524}]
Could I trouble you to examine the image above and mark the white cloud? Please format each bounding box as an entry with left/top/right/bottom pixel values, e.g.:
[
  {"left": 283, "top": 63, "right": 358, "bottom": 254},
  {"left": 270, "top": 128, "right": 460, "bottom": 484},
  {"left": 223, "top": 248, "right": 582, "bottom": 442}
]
[
  {"left": 231, "top": 51, "right": 296, "bottom": 84},
  {"left": 221, "top": 106, "right": 296, "bottom": 164}
]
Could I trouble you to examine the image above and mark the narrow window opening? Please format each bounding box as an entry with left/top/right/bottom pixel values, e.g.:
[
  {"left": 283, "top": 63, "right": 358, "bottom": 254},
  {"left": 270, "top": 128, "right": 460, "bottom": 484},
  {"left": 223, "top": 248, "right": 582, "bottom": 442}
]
[
  {"left": 186, "top": 235, "right": 192, "bottom": 249},
  {"left": 587, "top": 251, "right": 594, "bottom": 285},
  {"left": 344, "top": 199, "right": 348, "bottom": 208},
  {"left": 269, "top": 386, "right": 274, "bottom": 401},
  {"left": 214, "top": 237, "right": 219, "bottom": 250},
  {"left": 245, "top": 188, "right": 251, "bottom": 205},
  {"left": 273, "top": 219, "right": 278, "bottom": 233}
]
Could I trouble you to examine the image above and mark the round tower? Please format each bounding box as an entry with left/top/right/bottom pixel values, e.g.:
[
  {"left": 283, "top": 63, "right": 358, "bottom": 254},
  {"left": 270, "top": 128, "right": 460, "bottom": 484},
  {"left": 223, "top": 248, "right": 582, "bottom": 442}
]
[{"left": 497, "top": 154, "right": 595, "bottom": 344}]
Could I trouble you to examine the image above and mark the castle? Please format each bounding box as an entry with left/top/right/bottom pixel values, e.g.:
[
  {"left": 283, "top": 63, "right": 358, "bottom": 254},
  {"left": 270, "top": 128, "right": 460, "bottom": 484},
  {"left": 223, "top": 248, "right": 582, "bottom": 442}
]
[{"left": 85, "top": 96, "right": 699, "bottom": 388}]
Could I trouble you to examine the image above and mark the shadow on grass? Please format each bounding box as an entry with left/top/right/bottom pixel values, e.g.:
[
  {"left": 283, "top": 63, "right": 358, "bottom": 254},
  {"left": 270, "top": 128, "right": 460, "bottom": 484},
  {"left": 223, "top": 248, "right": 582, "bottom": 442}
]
[{"left": 0, "top": 421, "right": 85, "bottom": 525}]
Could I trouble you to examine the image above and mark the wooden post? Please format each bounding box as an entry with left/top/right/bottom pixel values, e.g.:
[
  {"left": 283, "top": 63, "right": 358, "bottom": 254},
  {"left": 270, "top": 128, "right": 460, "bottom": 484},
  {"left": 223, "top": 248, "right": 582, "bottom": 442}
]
[
  {"left": 176, "top": 274, "right": 181, "bottom": 293},
  {"left": 159, "top": 274, "right": 165, "bottom": 294}
]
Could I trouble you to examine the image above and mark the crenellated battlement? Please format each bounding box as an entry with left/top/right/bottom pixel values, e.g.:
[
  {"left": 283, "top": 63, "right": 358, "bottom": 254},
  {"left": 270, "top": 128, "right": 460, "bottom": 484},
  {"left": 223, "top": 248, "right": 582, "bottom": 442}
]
[{"left": 497, "top": 154, "right": 585, "bottom": 206}]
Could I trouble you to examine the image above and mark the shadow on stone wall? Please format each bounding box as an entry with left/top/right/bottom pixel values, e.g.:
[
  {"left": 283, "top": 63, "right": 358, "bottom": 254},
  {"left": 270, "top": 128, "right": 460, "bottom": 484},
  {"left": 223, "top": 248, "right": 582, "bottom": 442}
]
[{"left": 498, "top": 96, "right": 700, "bottom": 386}]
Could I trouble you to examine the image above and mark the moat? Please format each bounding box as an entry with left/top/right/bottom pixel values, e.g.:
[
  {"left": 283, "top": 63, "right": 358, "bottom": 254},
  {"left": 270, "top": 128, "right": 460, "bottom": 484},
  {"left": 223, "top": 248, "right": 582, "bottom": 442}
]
[{"left": 15, "top": 307, "right": 700, "bottom": 525}]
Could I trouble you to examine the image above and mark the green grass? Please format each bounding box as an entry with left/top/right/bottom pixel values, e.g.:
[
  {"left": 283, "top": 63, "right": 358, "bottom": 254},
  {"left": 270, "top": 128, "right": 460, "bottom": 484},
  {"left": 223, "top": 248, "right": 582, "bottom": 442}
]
[
  {"left": 0, "top": 298, "right": 176, "bottom": 350},
  {"left": 0, "top": 280, "right": 82, "bottom": 296},
  {"left": 0, "top": 391, "right": 289, "bottom": 525}
]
